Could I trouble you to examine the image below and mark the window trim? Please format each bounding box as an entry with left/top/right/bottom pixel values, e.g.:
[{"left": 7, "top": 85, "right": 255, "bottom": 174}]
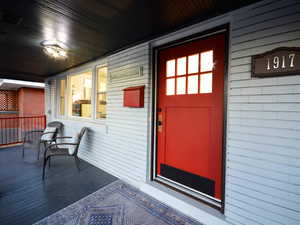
[
  {"left": 94, "top": 64, "right": 108, "bottom": 121},
  {"left": 56, "top": 64, "right": 108, "bottom": 124},
  {"left": 57, "top": 77, "right": 67, "bottom": 118}
]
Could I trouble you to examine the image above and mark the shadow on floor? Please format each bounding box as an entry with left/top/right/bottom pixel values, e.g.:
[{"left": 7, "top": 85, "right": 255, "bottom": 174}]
[{"left": 0, "top": 145, "right": 117, "bottom": 225}]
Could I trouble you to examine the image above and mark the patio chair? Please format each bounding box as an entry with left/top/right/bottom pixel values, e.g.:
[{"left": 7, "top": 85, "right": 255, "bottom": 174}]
[
  {"left": 22, "top": 121, "right": 64, "bottom": 160},
  {"left": 42, "top": 127, "right": 87, "bottom": 180}
]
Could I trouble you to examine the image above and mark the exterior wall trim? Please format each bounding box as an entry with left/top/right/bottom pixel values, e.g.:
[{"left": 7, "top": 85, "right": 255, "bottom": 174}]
[
  {"left": 150, "top": 24, "right": 229, "bottom": 209},
  {"left": 146, "top": 15, "right": 232, "bottom": 225}
]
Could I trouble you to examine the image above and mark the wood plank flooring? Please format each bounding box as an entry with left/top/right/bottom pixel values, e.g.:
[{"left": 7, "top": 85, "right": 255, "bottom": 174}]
[{"left": 0, "top": 145, "right": 117, "bottom": 225}]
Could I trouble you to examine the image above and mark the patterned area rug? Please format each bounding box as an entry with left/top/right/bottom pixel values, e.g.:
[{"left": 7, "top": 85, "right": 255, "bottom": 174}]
[{"left": 34, "top": 180, "right": 203, "bottom": 225}]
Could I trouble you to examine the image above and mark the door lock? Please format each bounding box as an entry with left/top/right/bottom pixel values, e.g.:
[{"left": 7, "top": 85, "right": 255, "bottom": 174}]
[{"left": 157, "top": 113, "right": 163, "bottom": 132}]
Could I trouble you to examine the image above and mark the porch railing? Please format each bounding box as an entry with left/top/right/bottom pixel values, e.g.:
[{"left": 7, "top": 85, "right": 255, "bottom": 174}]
[{"left": 0, "top": 115, "right": 46, "bottom": 146}]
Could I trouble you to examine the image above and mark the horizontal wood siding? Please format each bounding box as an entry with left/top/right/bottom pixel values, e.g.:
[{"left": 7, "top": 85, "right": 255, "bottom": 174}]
[
  {"left": 44, "top": 0, "right": 300, "bottom": 224},
  {"left": 45, "top": 79, "right": 56, "bottom": 121},
  {"left": 226, "top": 0, "right": 300, "bottom": 224},
  {"left": 47, "top": 43, "right": 150, "bottom": 186}
]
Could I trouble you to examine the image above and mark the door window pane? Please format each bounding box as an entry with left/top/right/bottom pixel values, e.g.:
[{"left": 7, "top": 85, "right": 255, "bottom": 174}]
[
  {"left": 188, "top": 54, "right": 199, "bottom": 74},
  {"left": 177, "top": 57, "right": 186, "bottom": 75},
  {"left": 176, "top": 77, "right": 186, "bottom": 95},
  {"left": 200, "top": 50, "right": 213, "bottom": 72},
  {"left": 188, "top": 75, "right": 198, "bottom": 94},
  {"left": 96, "top": 67, "right": 107, "bottom": 119},
  {"left": 166, "top": 59, "right": 175, "bottom": 77},
  {"left": 166, "top": 78, "right": 175, "bottom": 95},
  {"left": 200, "top": 73, "right": 212, "bottom": 93},
  {"left": 69, "top": 71, "right": 92, "bottom": 117}
]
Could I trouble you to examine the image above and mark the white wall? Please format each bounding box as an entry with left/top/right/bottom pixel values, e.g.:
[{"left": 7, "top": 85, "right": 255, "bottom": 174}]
[
  {"left": 45, "top": 0, "right": 300, "bottom": 224},
  {"left": 226, "top": 0, "right": 300, "bottom": 224},
  {"left": 46, "top": 43, "right": 150, "bottom": 187}
]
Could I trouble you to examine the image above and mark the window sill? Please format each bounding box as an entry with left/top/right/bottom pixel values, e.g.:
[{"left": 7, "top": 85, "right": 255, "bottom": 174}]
[{"left": 55, "top": 115, "right": 107, "bottom": 126}]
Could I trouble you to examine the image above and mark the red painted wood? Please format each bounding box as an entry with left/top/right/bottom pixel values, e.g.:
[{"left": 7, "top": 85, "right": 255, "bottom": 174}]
[
  {"left": 123, "top": 85, "right": 145, "bottom": 108},
  {"left": 43, "top": 115, "right": 47, "bottom": 129},
  {"left": 0, "top": 115, "right": 46, "bottom": 146},
  {"left": 156, "top": 34, "right": 225, "bottom": 200},
  {"left": 17, "top": 88, "right": 45, "bottom": 117}
]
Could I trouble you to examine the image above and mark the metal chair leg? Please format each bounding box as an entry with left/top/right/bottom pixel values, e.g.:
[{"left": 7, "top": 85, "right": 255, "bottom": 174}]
[
  {"left": 22, "top": 135, "right": 26, "bottom": 158},
  {"left": 37, "top": 141, "right": 42, "bottom": 160},
  {"left": 22, "top": 144, "right": 25, "bottom": 158},
  {"left": 42, "top": 156, "right": 49, "bottom": 180},
  {"left": 74, "top": 156, "right": 80, "bottom": 172}
]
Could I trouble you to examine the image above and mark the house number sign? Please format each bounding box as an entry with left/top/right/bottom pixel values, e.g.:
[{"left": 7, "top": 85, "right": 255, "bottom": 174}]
[{"left": 252, "top": 47, "right": 300, "bottom": 78}]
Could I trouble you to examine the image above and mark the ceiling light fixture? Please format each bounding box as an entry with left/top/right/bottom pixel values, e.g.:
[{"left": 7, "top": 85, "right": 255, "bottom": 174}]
[{"left": 41, "top": 40, "right": 67, "bottom": 59}]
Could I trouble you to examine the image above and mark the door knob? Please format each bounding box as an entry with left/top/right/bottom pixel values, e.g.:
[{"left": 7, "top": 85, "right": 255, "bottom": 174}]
[{"left": 157, "top": 113, "right": 163, "bottom": 132}]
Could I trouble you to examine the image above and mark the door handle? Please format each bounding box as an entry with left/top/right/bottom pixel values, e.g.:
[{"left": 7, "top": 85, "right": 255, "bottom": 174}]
[{"left": 157, "top": 113, "right": 163, "bottom": 132}]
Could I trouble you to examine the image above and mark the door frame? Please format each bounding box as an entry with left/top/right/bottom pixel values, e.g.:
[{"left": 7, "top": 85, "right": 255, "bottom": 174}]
[{"left": 150, "top": 24, "right": 230, "bottom": 211}]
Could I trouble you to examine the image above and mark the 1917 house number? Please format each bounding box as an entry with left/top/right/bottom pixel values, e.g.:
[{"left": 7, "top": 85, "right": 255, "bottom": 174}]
[
  {"left": 266, "top": 54, "right": 295, "bottom": 70},
  {"left": 252, "top": 47, "right": 300, "bottom": 78}
]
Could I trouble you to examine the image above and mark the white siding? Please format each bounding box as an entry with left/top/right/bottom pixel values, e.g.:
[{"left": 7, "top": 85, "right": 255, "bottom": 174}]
[
  {"left": 45, "top": 0, "right": 300, "bottom": 224},
  {"left": 45, "top": 79, "right": 56, "bottom": 121},
  {"left": 44, "top": 82, "right": 51, "bottom": 118},
  {"left": 46, "top": 43, "right": 150, "bottom": 187},
  {"left": 226, "top": 0, "right": 300, "bottom": 224}
]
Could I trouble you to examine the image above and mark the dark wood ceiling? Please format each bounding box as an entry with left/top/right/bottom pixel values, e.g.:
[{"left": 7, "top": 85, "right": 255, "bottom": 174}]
[{"left": 0, "top": 0, "right": 260, "bottom": 82}]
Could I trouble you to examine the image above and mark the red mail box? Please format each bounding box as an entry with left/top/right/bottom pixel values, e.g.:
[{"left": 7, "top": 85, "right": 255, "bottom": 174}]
[{"left": 123, "top": 85, "right": 145, "bottom": 108}]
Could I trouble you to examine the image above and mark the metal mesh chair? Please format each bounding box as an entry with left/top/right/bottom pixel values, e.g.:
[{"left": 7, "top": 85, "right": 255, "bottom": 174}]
[
  {"left": 22, "top": 121, "right": 64, "bottom": 160},
  {"left": 42, "top": 127, "right": 87, "bottom": 180}
]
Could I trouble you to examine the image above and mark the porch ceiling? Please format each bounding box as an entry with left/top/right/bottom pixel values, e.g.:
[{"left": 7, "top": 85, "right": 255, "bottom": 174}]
[{"left": 0, "top": 0, "right": 260, "bottom": 82}]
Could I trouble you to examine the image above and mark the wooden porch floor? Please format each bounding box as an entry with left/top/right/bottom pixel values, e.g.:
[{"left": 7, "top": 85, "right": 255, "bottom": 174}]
[{"left": 0, "top": 145, "right": 117, "bottom": 225}]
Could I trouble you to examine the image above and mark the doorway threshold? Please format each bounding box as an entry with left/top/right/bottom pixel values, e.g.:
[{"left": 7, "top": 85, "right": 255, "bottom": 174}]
[{"left": 156, "top": 175, "right": 221, "bottom": 209}]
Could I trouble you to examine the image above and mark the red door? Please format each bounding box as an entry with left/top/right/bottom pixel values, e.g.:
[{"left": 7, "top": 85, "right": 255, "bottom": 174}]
[{"left": 156, "top": 34, "right": 225, "bottom": 200}]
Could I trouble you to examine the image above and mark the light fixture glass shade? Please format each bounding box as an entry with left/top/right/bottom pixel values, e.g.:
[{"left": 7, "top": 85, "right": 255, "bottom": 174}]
[{"left": 41, "top": 40, "right": 67, "bottom": 59}]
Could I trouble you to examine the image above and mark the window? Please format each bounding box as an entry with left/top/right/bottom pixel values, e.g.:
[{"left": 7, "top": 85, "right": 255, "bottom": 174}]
[
  {"left": 68, "top": 71, "right": 92, "bottom": 118},
  {"left": 165, "top": 50, "right": 214, "bottom": 96},
  {"left": 96, "top": 67, "right": 107, "bottom": 119},
  {"left": 59, "top": 79, "right": 66, "bottom": 115},
  {"left": 58, "top": 65, "right": 107, "bottom": 120}
]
